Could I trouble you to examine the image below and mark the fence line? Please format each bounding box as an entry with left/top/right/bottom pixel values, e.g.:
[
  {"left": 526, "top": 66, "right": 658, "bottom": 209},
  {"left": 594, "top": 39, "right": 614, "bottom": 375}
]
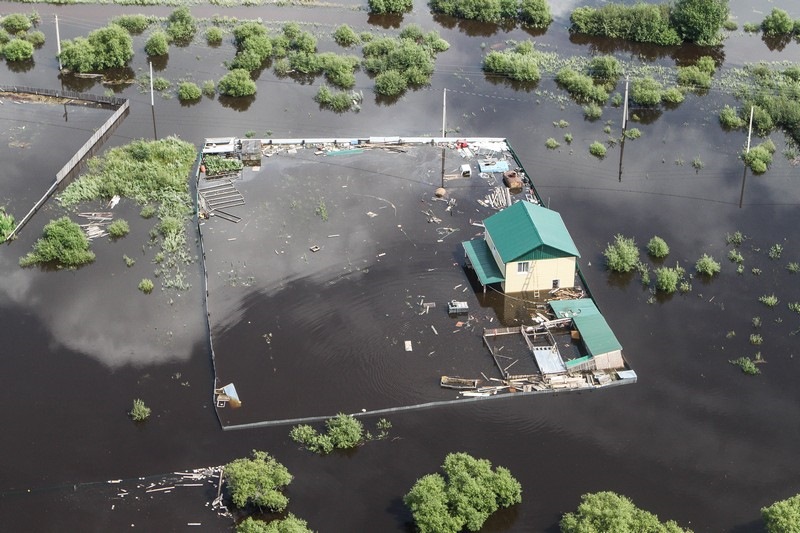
[{"left": 4, "top": 89, "right": 129, "bottom": 242}]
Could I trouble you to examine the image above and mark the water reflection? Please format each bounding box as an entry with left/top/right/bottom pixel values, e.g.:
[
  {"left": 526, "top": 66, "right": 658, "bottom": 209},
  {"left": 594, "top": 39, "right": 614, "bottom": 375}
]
[
  {"left": 762, "top": 34, "right": 793, "bottom": 52},
  {"left": 219, "top": 94, "right": 255, "bottom": 111},
  {"left": 483, "top": 73, "right": 539, "bottom": 92},
  {"left": 150, "top": 54, "right": 169, "bottom": 71},
  {"left": 366, "top": 13, "right": 404, "bottom": 29},
  {"left": 59, "top": 73, "right": 99, "bottom": 93},
  {"left": 6, "top": 59, "right": 35, "bottom": 74},
  {"left": 433, "top": 13, "right": 514, "bottom": 38}
]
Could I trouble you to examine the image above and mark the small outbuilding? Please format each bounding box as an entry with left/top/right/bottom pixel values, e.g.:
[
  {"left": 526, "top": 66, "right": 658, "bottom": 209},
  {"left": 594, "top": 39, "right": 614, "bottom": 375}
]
[{"left": 549, "top": 298, "right": 624, "bottom": 371}]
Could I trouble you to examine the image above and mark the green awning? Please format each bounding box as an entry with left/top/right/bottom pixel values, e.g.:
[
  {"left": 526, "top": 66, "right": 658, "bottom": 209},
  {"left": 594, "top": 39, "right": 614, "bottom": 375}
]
[{"left": 462, "top": 239, "right": 504, "bottom": 286}]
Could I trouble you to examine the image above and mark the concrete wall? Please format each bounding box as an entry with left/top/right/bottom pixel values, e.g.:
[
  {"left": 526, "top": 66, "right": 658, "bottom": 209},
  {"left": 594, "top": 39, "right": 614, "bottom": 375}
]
[{"left": 503, "top": 257, "right": 576, "bottom": 293}]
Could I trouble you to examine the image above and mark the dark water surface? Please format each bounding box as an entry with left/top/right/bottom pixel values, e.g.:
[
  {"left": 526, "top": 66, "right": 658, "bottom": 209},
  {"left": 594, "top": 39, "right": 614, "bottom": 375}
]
[{"left": 1, "top": 0, "right": 799, "bottom": 531}]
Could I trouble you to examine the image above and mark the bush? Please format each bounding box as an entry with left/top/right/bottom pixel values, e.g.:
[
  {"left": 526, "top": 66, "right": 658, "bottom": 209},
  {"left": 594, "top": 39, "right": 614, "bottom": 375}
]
[
  {"left": 177, "top": 81, "right": 201, "bottom": 101},
  {"left": 555, "top": 67, "right": 608, "bottom": 103},
  {"left": 326, "top": 413, "right": 364, "bottom": 449},
  {"left": 583, "top": 103, "right": 603, "bottom": 120},
  {"left": 2, "top": 38, "right": 33, "bottom": 61},
  {"left": 0, "top": 207, "right": 15, "bottom": 242},
  {"left": 742, "top": 140, "right": 776, "bottom": 174},
  {"left": 225, "top": 451, "right": 293, "bottom": 511},
  {"left": 761, "top": 8, "right": 794, "bottom": 37},
  {"left": 374, "top": 69, "right": 407, "bottom": 96},
  {"left": 112, "top": 14, "right": 149, "bottom": 34},
  {"left": 205, "top": 27, "right": 223, "bottom": 45},
  {"left": 561, "top": 491, "right": 692, "bottom": 532},
  {"left": 655, "top": 266, "right": 680, "bottom": 292},
  {"left": 729, "top": 356, "right": 760, "bottom": 375},
  {"left": 404, "top": 453, "right": 522, "bottom": 533},
  {"left": 624, "top": 128, "right": 641, "bottom": 139},
  {"left": 138, "top": 278, "right": 155, "bottom": 293},
  {"left": 218, "top": 69, "right": 256, "bottom": 97},
  {"left": 1, "top": 13, "right": 32, "bottom": 34},
  {"left": 333, "top": 24, "right": 359, "bottom": 47},
  {"left": 144, "top": 31, "right": 169, "bottom": 57},
  {"left": 19, "top": 216, "right": 95, "bottom": 268},
  {"left": 236, "top": 515, "right": 312, "bottom": 533},
  {"left": 24, "top": 29, "right": 45, "bottom": 47},
  {"left": 314, "top": 85, "right": 360, "bottom": 112},
  {"left": 661, "top": 87, "right": 684, "bottom": 103},
  {"left": 545, "top": 138, "right": 560, "bottom": 149},
  {"left": 630, "top": 76, "right": 663, "bottom": 106},
  {"left": 719, "top": 105, "right": 745, "bottom": 129},
  {"left": 483, "top": 49, "right": 541, "bottom": 83},
  {"left": 603, "top": 234, "right": 639, "bottom": 272},
  {"left": 670, "top": 0, "right": 729, "bottom": 45},
  {"left": 368, "top": 0, "right": 412, "bottom": 15},
  {"left": 108, "top": 219, "right": 130, "bottom": 238},
  {"left": 570, "top": 3, "right": 680, "bottom": 46},
  {"left": 129, "top": 398, "right": 151, "bottom": 421},
  {"left": 520, "top": 0, "right": 552, "bottom": 28},
  {"left": 202, "top": 80, "right": 216, "bottom": 97},
  {"left": 677, "top": 65, "right": 712, "bottom": 89},
  {"left": 430, "top": 0, "right": 518, "bottom": 23},
  {"left": 743, "top": 22, "right": 760, "bottom": 33},
  {"left": 588, "top": 55, "right": 622, "bottom": 82},
  {"left": 60, "top": 24, "right": 133, "bottom": 72},
  {"left": 165, "top": 6, "right": 196, "bottom": 43},
  {"left": 762, "top": 494, "right": 800, "bottom": 532},
  {"left": 647, "top": 236, "right": 669, "bottom": 258},
  {"left": 589, "top": 141, "right": 607, "bottom": 158},
  {"left": 722, "top": 20, "right": 737, "bottom": 31},
  {"left": 695, "top": 253, "right": 721, "bottom": 276}
]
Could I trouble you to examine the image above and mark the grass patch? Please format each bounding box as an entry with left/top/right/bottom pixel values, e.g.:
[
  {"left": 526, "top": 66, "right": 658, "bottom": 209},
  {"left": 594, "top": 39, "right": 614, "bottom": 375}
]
[
  {"left": 129, "top": 398, "right": 151, "bottom": 421},
  {"left": 123, "top": 254, "right": 136, "bottom": 267},
  {"left": 19, "top": 216, "right": 95, "bottom": 268},
  {"left": 138, "top": 278, "right": 155, "bottom": 294},
  {"left": 108, "top": 219, "right": 130, "bottom": 238},
  {"left": 589, "top": 141, "right": 607, "bottom": 158},
  {"left": 0, "top": 206, "right": 15, "bottom": 243},
  {"left": 759, "top": 294, "right": 778, "bottom": 308},
  {"left": 729, "top": 357, "right": 761, "bottom": 375},
  {"left": 545, "top": 137, "right": 560, "bottom": 149}
]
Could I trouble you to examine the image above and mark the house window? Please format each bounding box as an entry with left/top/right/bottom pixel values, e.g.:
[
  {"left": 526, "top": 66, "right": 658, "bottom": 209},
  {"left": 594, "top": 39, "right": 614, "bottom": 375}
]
[
  {"left": 552, "top": 279, "right": 560, "bottom": 289},
  {"left": 517, "top": 262, "right": 530, "bottom": 274}
]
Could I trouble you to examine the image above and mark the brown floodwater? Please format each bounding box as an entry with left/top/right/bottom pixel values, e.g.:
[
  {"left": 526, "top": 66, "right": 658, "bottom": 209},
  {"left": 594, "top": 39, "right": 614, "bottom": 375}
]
[{"left": 1, "top": 0, "right": 799, "bottom": 531}]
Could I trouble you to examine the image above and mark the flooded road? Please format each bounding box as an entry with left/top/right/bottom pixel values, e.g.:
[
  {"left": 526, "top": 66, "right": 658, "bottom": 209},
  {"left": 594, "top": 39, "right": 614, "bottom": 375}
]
[{"left": 1, "top": 0, "right": 799, "bottom": 530}]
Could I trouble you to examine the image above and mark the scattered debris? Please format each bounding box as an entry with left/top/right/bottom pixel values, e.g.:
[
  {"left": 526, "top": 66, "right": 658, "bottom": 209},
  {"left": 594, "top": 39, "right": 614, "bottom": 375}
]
[
  {"left": 214, "top": 383, "right": 241, "bottom": 408},
  {"left": 404, "top": 340, "right": 412, "bottom": 352}
]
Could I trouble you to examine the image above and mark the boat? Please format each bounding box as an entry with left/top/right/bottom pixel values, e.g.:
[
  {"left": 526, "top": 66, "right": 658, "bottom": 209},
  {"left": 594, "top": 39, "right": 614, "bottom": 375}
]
[{"left": 440, "top": 376, "right": 478, "bottom": 390}]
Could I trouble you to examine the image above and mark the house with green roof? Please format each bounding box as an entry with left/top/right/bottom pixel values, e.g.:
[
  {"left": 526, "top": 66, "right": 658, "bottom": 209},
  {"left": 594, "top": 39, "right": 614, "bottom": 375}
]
[{"left": 462, "top": 200, "right": 580, "bottom": 294}]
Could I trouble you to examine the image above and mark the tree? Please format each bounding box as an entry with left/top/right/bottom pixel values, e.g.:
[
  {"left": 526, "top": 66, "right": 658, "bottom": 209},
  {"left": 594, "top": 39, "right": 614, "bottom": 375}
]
[
  {"left": 60, "top": 24, "right": 133, "bottom": 72},
  {"left": 670, "top": 0, "right": 728, "bottom": 45},
  {"left": 19, "top": 216, "right": 95, "bottom": 268},
  {"left": 561, "top": 491, "right": 692, "bottom": 533},
  {"left": 520, "top": 0, "right": 552, "bottom": 28},
  {"left": 225, "top": 451, "right": 293, "bottom": 511},
  {"left": 631, "top": 76, "right": 663, "bottom": 105},
  {"left": 325, "top": 413, "right": 363, "bottom": 449},
  {"left": 603, "top": 234, "right": 640, "bottom": 272},
  {"left": 2, "top": 38, "right": 33, "bottom": 61},
  {"left": 237, "top": 514, "right": 312, "bottom": 533},
  {"left": 647, "top": 236, "right": 670, "bottom": 258},
  {"left": 1, "top": 13, "right": 32, "bottom": 34},
  {"left": 695, "top": 253, "right": 721, "bottom": 276},
  {"left": 368, "top": 0, "right": 412, "bottom": 15},
  {"left": 762, "top": 494, "right": 800, "bottom": 533},
  {"left": 144, "top": 30, "right": 168, "bottom": 57},
  {"left": 761, "top": 8, "right": 794, "bottom": 37},
  {"left": 177, "top": 81, "right": 202, "bottom": 101},
  {"left": 0, "top": 207, "right": 15, "bottom": 243},
  {"left": 655, "top": 266, "right": 680, "bottom": 293},
  {"left": 166, "top": 6, "right": 196, "bottom": 43},
  {"left": 218, "top": 69, "right": 257, "bottom": 97},
  {"left": 404, "top": 452, "right": 522, "bottom": 533}
]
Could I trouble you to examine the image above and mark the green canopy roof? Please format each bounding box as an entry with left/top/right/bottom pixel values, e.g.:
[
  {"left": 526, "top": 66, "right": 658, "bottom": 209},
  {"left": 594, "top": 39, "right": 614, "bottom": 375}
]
[
  {"left": 484, "top": 201, "right": 580, "bottom": 263},
  {"left": 549, "top": 298, "right": 622, "bottom": 356},
  {"left": 462, "top": 239, "right": 504, "bottom": 285}
]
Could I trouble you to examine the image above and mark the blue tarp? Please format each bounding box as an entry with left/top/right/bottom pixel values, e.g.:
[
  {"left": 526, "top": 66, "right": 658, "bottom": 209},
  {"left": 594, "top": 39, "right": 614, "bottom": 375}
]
[{"left": 478, "top": 159, "right": 510, "bottom": 173}]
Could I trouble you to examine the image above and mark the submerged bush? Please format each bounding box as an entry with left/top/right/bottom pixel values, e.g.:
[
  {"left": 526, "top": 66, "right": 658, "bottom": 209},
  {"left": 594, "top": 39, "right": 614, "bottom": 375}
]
[
  {"left": 630, "top": 76, "right": 663, "bottom": 106},
  {"left": 695, "top": 253, "right": 721, "bottom": 276},
  {"left": 520, "top": 0, "right": 552, "bottom": 28},
  {"left": 218, "top": 69, "right": 256, "bottom": 97},
  {"left": 719, "top": 105, "right": 745, "bottom": 129},
  {"left": 0, "top": 207, "right": 16, "bottom": 243},
  {"left": 108, "top": 219, "right": 130, "bottom": 238},
  {"left": 570, "top": 3, "right": 680, "bottom": 46},
  {"left": 205, "top": 27, "right": 223, "bottom": 46},
  {"left": 129, "top": 398, "right": 151, "bottom": 421},
  {"left": 237, "top": 515, "right": 311, "bottom": 533},
  {"left": 138, "top": 278, "right": 155, "bottom": 293},
  {"left": 60, "top": 24, "right": 133, "bottom": 72},
  {"left": 19, "top": 216, "right": 95, "bottom": 268},
  {"left": 177, "top": 81, "right": 201, "bottom": 101},
  {"left": 556, "top": 67, "right": 608, "bottom": 103},
  {"left": 677, "top": 65, "right": 712, "bottom": 90},
  {"left": 587, "top": 55, "right": 622, "bottom": 82},
  {"left": 315, "top": 85, "right": 361, "bottom": 112},
  {"left": 429, "top": 0, "right": 518, "bottom": 23},
  {"left": 589, "top": 141, "right": 607, "bottom": 158},
  {"left": 729, "top": 357, "right": 760, "bottom": 375},
  {"left": 761, "top": 8, "right": 794, "bottom": 37},
  {"left": 374, "top": 69, "right": 407, "bottom": 96},
  {"left": 368, "top": 0, "right": 412, "bottom": 15},
  {"left": 333, "top": 24, "right": 359, "bottom": 47},
  {"left": 1, "top": 13, "right": 32, "bottom": 34},
  {"left": 483, "top": 45, "right": 541, "bottom": 83},
  {"left": 225, "top": 451, "right": 293, "bottom": 512},
  {"left": 112, "top": 14, "right": 150, "bottom": 34},
  {"left": 561, "top": 491, "right": 693, "bottom": 532},
  {"left": 165, "top": 6, "right": 196, "bottom": 44},
  {"left": 647, "top": 236, "right": 670, "bottom": 258},
  {"left": 742, "top": 140, "right": 776, "bottom": 174},
  {"left": 144, "top": 30, "right": 169, "bottom": 57},
  {"left": 670, "top": 0, "right": 729, "bottom": 45},
  {"left": 655, "top": 266, "right": 680, "bottom": 293},
  {"left": 603, "top": 234, "right": 639, "bottom": 272},
  {"left": 2, "top": 38, "right": 33, "bottom": 61}
]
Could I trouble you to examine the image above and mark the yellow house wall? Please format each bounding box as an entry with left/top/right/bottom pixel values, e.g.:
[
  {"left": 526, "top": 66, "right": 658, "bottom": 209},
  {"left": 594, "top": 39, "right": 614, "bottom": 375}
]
[{"left": 502, "top": 257, "right": 576, "bottom": 293}]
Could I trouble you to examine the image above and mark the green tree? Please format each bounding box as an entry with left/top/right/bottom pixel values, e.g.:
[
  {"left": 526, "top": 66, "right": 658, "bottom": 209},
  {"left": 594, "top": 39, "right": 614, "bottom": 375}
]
[
  {"left": 761, "top": 8, "right": 794, "bottom": 36},
  {"left": 177, "top": 81, "right": 201, "bottom": 101},
  {"left": 404, "top": 474, "right": 463, "bottom": 533},
  {"left": 165, "top": 6, "right": 196, "bottom": 43},
  {"left": 144, "top": 30, "right": 168, "bottom": 57},
  {"left": 655, "top": 266, "right": 680, "bottom": 293},
  {"left": 2, "top": 38, "right": 33, "bottom": 61},
  {"left": 326, "top": 413, "right": 363, "bottom": 449},
  {"left": 333, "top": 24, "right": 359, "bottom": 47},
  {"left": 19, "top": 216, "right": 95, "bottom": 268},
  {"left": 368, "top": 0, "right": 412, "bottom": 15},
  {"left": 520, "top": 0, "right": 552, "bottom": 28},
  {"left": 218, "top": 69, "right": 257, "bottom": 97},
  {"left": 647, "top": 236, "right": 670, "bottom": 258},
  {"left": 631, "top": 76, "right": 663, "bottom": 106},
  {"left": 670, "top": 0, "right": 729, "bottom": 45},
  {"left": 561, "top": 491, "right": 692, "bottom": 532},
  {"left": 1, "top": 13, "right": 32, "bottom": 34},
  {"left": 695, "top": 253, "right": 721, "bottom": 276},
  {"left": 237, "top": 514, "right": 312, "bottom": 533},
  {"left": 225, "top": 450, "right": 293, "bottom": 511},
  {"left": 762, "top": 494, "right": 800, "bottom": 533},
  {"left": 0, "top": 207, "right": 15, "bottom": 243},
  {"left": 111, "top": 14, "right": 149, "bottom": 34},
  {"left": 60, "top": 24, "right": 133, "bottom": 72},
  {"left": 603, "top": 234, "right": 640, "bottom": 272}
]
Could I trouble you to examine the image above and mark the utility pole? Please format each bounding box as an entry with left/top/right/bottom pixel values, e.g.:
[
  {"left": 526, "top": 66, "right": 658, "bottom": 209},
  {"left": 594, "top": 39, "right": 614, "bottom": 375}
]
[
  {"left": 150, "top": 61, "right": 158, "bottom": 140},
  {"left": 740, "top": 106, "right": 755, "bottom": 208},
  {"left": 745, "top": 105, "right": 754, "bottom": 153},
  {"left": 618, "top": 76, "right": 629, "bottom": 182},
  {"left": 55, "top": 15, "right": 62, "bottom": 71},
  {"left": 442, "top": 88, "right": 446, "bottom": 138}
]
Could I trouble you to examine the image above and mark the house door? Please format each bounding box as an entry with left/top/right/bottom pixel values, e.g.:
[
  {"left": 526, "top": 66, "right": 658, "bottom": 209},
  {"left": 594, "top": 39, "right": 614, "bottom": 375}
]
[{"left": 552, "top": 279, "right": 560, "bottom": 289}]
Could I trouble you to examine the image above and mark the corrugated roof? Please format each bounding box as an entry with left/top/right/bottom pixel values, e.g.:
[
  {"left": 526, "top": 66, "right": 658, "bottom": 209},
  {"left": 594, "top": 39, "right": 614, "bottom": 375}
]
[
  {"left": 549, "top": 298, "right": 622, "bottom": 356},
  {"left": 462, "top": 239, "right": 504, "bottom": 285},
  {"left": 483, "top": 201, "right": 580, "bottom": 263},
  {"left": 549, "top": 298, "right": 601, "bottom": 318}
]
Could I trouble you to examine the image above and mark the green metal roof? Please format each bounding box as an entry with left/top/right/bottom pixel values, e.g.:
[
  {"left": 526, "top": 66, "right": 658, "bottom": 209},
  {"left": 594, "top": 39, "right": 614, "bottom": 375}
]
[
  {"left": 462, "top": 239, "right": 505, "bottom": 285},
  {"left": 549, "top": 298, "right": 622, "bottom": 356},
  {"left": 483, "top": 201, "right": 580, "bottom": 263}
]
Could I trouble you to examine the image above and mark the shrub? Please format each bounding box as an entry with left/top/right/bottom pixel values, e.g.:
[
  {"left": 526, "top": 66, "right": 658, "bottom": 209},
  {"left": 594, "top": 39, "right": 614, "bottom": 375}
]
[
  {"left": 630, "top": 77, "right": 663, "bottom": 106},
  {"left": 205, "top": 27, "right": 223, "bottom": 45},
  {"left": 655, "top": 266, "right": 680, "bottom": 292},
  {"left": 583, "top": 103, "right": 603, "bottom": 120},
  {"left": 726, "top": 230, "right": 744, "bottom": 246},
  {"left": 144, "top": 30, "right": 169, "bottom": 57},
  {"left": 315, "top": 85, "right": 361, "bottom": 112},
  {"left": 719, "top": 105, "right": 745, "bottom": 129},
  {"left": 647, "top": 236, "right": 669, "bottom": 258},
  {"left": 1, "top": 13, "right": 32, "bottom": 34},
  {"left": 589, "top": 141, "right": 607, "bottom": 158},
  {"left": 670, "top": 0, "right": 729, "bottom": 45},
  {"left": 368, "top": 0, "right": 412, "bottom": 15},
  {"left": 202, "top": 80, "right": 215, "bottom": 97},
  {"left": 19, "top": 216, "right": 95, "bottom": 268},
  {"left": 112, "top": 14, "right": 149, "bottom": 34},
  {"left": 108, "top": 219, "right": 130, "bottom": 238},
  {"left": 742, "top": 140, "right": 776, "bottom": 174},
  {"left": 333, "top": 24, "right": 359, "bottom": 47},
  {"left": 696, "top": 56, "right": 716, "bottom": 74},
  {"left": 750, "top": 333, "right": 763, "bottom": 346},
  {"left": 129, "top": 398, "right": 151, "bottom": 421},
  {"left": 326, "top": 413, "right": 363, "bottom": 449},
  {"left": 728, "top": 249, "right": 743, "bottom": 263},
  {"left": 152, "top": 76, "right": 170, "bottom": 91},
  {"left": 603, "top": 234, "right": 639, "bottom": 272},
  {"left": 123, "top": 255, "right": 135, "bottom": 267},
  {"left": 761, "top": 8, "right": 794, "bottom": 37},
  {"left": 555, "top": 67, "right": 608, "bottom": 103},
  {"left": 430, "top": 0, "right": 518, "bottom": 23},
  {"left": 588, "top": 55, "right": 622, "bottom": 82},
  {"left": 762, "top": 494, "right": 800, "bottom": 532},
  {"left": 722, "top": 20, "right": 737, "bottom": 31},
  {"left": 374, "top": 69, "right": 407, "bottom": 96},
  {"left": 624, "top": 128, "right": 641, "bottom": 139},
  {"left": 787, "top": 262, "right": 800, "bottom": 273},
  {"left": 695, "top": 253, "right": 721, "bottom": 276},
  {"left": 2, "top": 38, "right": 33, "bottom": 61},
  {"left": 742, "top": 22, "right": 760, "bottom": 33},
  {"left": 60, "top": 24, "right": 133, "bottom": 72},
  {"left": 218, "top": 69, "right": 256, "bottom": 97},
  {"left": 564, "top": 133, "right": 573, "bottom": 143},
  {"left": 0, "top": 207, "right": 15, "bottom": 243},
  {"left": 225, "top": 451, "right": 293, "bottom": 511},
  {"left": 24, "top": 30, "right": 45, "bottom": 47},
  {"left": 140, "top": 205, "right": 157, "bottom": 219},
  {"left": 165, "top": 6, "right": 196, "bottom": 44},
  {"left": 768, "top": 243, "right": 783, "bottom": 260},
  {"left": 177, "top": 81, "right": 201, "bottom": 101},
  {"left": 570, "top": 3, "right": 680, "bottom": 46},
  {"left": 729, "top": 357, "right": 760, "bottom": 375},
  {"left": 661, "top": 87, "right": 684, "bottom": 103},
  {"left": 759, "top": 294, "right": 778, "bottom": 308},
  {"left": 520, "top": 0, "right": 552, "bottom": 28},
  {"left": 483, "top": 47, "right": 541, "bottom": 83},
  {"left": 677, "top": 65, "right": 712, "bottom": 89},
  {"left": 236, "top": 515, "right": 311, "bottom": 533},
  {"left": 545, "top": 138, "right": 560, "bottom": 149},
  {"left": 138, "top": 278, "right": 155, "bottom": 293},
  {"left": 561, "top": 492, "right": 692, "bottom": 532}
]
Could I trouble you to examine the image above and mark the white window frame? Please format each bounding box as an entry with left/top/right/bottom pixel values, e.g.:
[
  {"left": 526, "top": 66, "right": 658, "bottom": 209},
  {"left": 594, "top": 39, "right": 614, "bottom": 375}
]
[{"left": 517, "top": 261, "right": 530, "bottom": 274}]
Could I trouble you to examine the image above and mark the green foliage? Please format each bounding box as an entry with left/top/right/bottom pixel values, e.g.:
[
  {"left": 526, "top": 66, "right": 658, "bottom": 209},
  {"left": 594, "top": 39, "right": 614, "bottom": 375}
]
[
  {"left": 315, "top": 199, "right": 328, "bottom": 221},
  {"left": 676, "top": 65, "right": 712, "bottom": 90},
  {"left": 218, "top": 69, "right": 256, "bottom": 97},
  {"left": 1, "top": 13, "right": 32, "bottom": 34},
  {"left": 555, "top": 67, "right": 609, "bottom": 103},
  {"left": 564, "top": 133, "right": 573, "bottom": 143},
  {"left": 108, "top": 219, "right": 130, "bottom": 238},
  {"left": 374, "top": 70, "right": 407, "bottom": 96},
  {"left": 768, "top": 243, "right": 783, "bottom": 260},
  {"left": 144, "top": 30, "right": 169, "bottom": 57},
  {"left": 570, "top": 3, "right": 680, "bottom": 46},
  {"left": 333, "top": 24, "right": 359, "bottom": 47},
  {"left": 203, "top": 155, "right": 243, "bottom": 176},
  {"left": 742, "top": 140, "right": 776, "bottom": 174},
  {"left": 762, "top": 494, "right": 800, "bottom": 533},
  {"left": 761, "top": 8, "right": 794, "bottom": 37},
  {"left": 695, "top": 253, "right": 720, "bottom": 276},
  {"left": 520, "top": 0, "right": 552, "bottom": 28},
  {"left": 140, "top": 205, "right": 156, "bottom": 219},
  {"left": 759, "top": 294, "right": 778, "bottom": 308},
  {"left": 138, "top": 278, "right": 154, "bottom": 293},
  {"left": 20, "top": 217, "right": 95, "bottom": 268},
  {"left": 661, "top": 87, "right": 684, "bottom": 104},
  {"left": 231, "top": 22, "right": 271, "bottom": 72},
  {"left": 224, "top": 450, "right": 293, "bottom": 511},
  {"left": 314, "top": 85, "right": 361, "bottom": 112},
  {"left": 325, "top": 413, "right": 364, "bottom": 449},
  {"left": 589, "top": 141, "right": 607, "bottom": 158},
  {"left": 404, "top": 452, "right": 522, "bottom": 533},
  {"left": 647, "top": 236, "right": 669, "bottom": 258},
  {"left": 60, "top": 24, "right": 134, "bottom": 73},
  {"left": 729, "top": 357, "right": 760, "bottom": 375},
  {"left": 749, "top": 333, "right": 763, "bottom": 346},
  {"left": 722, "top": 20, "right": 737, "bottom": 31},
  {"left": 0, "top": 207, "right": 15, "bottom": 242},
  {"left": 545, "top": 138, "right": 560, "bottom": 149},
  {"left": 603, "top": 234, "right": 640, "bottom": 272},
  {"left": 205, "top": 27, "right": 223, "bottom": 45},
  {"left": 560, "top": 491, "right": 692, "bottom": 532},
  {"left": 111, "top": 14, "right": 150, "bottom": 34},
  {"left": 726, "top": 230, "right": 744, "bottom": 247},
  {"left": 363, "top": 29, "right": 447, "bottom": 95},
  {"left": 177, "top": 81, "right": 201, "bottom": 101},
  {"left": 368, "top": 0, "right": 412, "bottom": 15},
  {"left": 152, "top": 76, "right": 170, "bottom": 91},
  {"left": 583, "top": 103, "right": 603, "bottom": 120},
  {"left": 24, "top": 30, "right": 45, "bottom": 47},
  {"left": 691, "top": 156, "right": 704, "bottom": 170},
  {"left": 129, "top": 398, "right": 151, "bottom": 421},
  {"left": 742, "top": 22, "right": 760, "bottom": 33},
  {"left": 670, "top": 0, "right": 728, "bottom": 45},
  {"left": 728, "top": 249, "right": 743, "bottom": 263},
  {"left": 752, "top": 316, "right": 762, "bottom": 328},
  {"left": 787, "top": 262, "right": 800, "bottom": 273},
  {"left": 236, "top": 514, "right": 312, "bottom": 533},
  {"left": 654, "top": 266, "right": 680, "bottom": 293},
  {"left": 719, "top": 105, "right": 745, "bottom": 129},
  {"left": 429, "top": 0, "right": 518, "bottom": 23},
  {"left": 588, "top": 55, "right": 622, "bottom": 83},
  {"left": 165, "top": 6, "right": 196, "bottom": 44},
  {"left": 2, "top": 38, "right": 33, "bottom": 61},
  {"left": 624, "top": 128, "right": 642, "bottom": 139},
  {"left": 123, "top": 255, "right": 136, "bottom": 267},
  {"left": 202, "top": 80, "right": 216, "bottom": 97},
  {"left": 483, "top": 42, "right": 542, "bottom": 83},
  {"left": 630, "top": 76, "right": 663, "bottom": 106}
]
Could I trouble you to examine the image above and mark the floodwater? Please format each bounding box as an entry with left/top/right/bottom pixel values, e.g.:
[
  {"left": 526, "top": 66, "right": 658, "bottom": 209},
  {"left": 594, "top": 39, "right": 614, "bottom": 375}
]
[{"left": 1, "top": 0, "right": 799, "bottom": 531}]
